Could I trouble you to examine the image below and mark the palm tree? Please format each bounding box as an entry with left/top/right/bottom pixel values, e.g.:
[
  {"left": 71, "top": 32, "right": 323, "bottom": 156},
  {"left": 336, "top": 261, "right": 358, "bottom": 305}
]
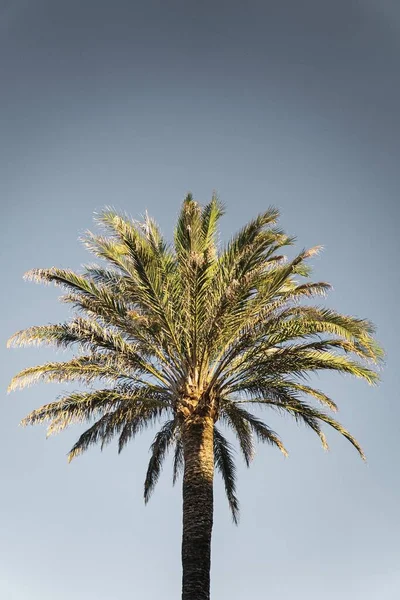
[{"left": 8, "top": 195, "right": 383, "bottom": 600}]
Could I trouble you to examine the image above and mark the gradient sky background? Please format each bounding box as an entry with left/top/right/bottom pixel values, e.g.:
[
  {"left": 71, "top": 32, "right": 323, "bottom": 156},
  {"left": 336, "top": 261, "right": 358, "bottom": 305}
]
[{"left": 1, "top": 1, "right": 399, "bottom": 598}]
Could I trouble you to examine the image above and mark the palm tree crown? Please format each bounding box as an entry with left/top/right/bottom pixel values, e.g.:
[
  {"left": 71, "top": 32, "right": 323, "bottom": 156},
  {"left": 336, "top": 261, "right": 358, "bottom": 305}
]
[{"left": 8, "top": 195, "right": 383, "bottom": 523}]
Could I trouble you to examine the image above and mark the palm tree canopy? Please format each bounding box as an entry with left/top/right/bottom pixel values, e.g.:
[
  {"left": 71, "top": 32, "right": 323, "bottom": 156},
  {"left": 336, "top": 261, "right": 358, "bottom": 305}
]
[{"left": 8, "top": 194, "right": 383, "bottom": 523}]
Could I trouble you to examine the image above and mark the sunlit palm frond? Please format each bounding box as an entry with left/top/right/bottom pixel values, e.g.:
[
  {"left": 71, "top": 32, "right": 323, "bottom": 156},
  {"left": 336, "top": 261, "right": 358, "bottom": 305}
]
[
  {"left": 7, "top": 355, "right": 135, "bottom": 392},
  {"left": 20, "top": 386, "right": 171, "bottom": 437}
]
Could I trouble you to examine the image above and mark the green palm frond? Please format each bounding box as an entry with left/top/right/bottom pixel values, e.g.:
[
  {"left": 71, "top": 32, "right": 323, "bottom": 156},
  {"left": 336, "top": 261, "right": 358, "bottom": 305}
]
[
  {"left": 144, "top": 419, "right": 178, "bottom": 503},
  {"left": 20, "top": 386, "right": 170, "bottom": 435},
  {"left": 81, "top": 231, "right": 135, "bottom": 274},
  {"left": 82, "top": 264, "right": 127, "bottom": 289},
  {"left": 173, "top": 195, "right": 226, "bottom": 371},
  {"left": 223, "top": 349, "right": 379, "bottom": 397},
  {"left": 219, "top": 404, "right": 254, "bottom": 466},
  {"left": 7, "top": 355, "right": 135, "bottom": 391},
  {"left": 201, "top": 193, "right": 225, "bottom": 251},
  {"left": 218, "top": 207, "right": 284, "bottom": 276},
  {"left": 221, "top": 401, "right": 288, "bottom": 458},
  {"left": 267, "top": 395, "right": 329, "bottom": 452},
  {"left": 22, "top": 267, "right": 133, "bottom": 328},
  {"left": 234, "top": 393, "right": 364, "bottom": 459},
  {"left": 174, "top": 194, "right": 203, "bottom": 257},
  {"left": 68, "top": 400, "right": 166, "bottom": 462},
  {"left": 276, "top": 381, "right": 338, "bottom": 412},
  {"left": 172, "top": 436, "right": 184, "bottom": 485},
  {"left": 96, "top": 209, "right": 176, "bottom": 320},
  {"left": 214, "top": 426, "right": 239, "bottom": 524},
  {"left": 8, "top": 318, "right": 173, "bottom": 386},
  {"left": 204, "top": 248, "right": 330, "bottom": 384}
]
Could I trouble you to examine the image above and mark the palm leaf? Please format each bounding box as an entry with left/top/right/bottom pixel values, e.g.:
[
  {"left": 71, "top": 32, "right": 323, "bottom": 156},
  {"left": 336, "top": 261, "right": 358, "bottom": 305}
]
[
  {"left": 219, "top": 405, "right": 254, "bottom": 466},
  {"left": 214, "top": 426, "right": 239, "bottom": 524},
  {"left": 68, "top": 401, "right": 165, "bottom": 462},
  {"left": 221, "top": 401, "right": 288, "bottom": 457},
  {"left": 172, "top": 436, "right": 184, "bottom": 485},
  {"left": 144, "top": 419, "right": 178, "bottom": 502}
]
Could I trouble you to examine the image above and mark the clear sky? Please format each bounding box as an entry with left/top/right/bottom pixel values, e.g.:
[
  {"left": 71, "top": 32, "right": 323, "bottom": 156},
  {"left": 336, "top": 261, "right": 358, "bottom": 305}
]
[{"left": 1, "top": 1, "right": 399, "bottom": 598}]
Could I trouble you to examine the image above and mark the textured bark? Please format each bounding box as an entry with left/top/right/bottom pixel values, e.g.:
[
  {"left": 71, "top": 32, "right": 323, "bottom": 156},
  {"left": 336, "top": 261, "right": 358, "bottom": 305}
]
[{"left": 181, "top": 414, "right": 214, "bottom": 600}]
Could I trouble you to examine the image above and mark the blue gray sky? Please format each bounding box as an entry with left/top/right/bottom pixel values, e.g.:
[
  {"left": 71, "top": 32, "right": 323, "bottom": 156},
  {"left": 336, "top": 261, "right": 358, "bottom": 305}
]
[{"left": 1, "top": 1, "right": 399, "bottom": 598}]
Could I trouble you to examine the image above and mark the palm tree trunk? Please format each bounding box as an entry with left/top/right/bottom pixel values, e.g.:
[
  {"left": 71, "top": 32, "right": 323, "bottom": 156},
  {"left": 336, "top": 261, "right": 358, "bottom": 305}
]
[{"left": 181, "top": 414, "right": 214, "bottom": 600}]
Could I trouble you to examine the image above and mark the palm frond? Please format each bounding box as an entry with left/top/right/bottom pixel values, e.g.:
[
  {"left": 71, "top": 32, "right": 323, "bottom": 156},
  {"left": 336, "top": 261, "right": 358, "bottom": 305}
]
[
  {"left": 172, "top": 436, "right": 184, "bottom": 485},
  {"left": 201, "top": 193, "right": 225, "bottom": 251},
  {"left": 144, "top": 419, "right": 178, "bottom": 502},
  {"left": 7, "top": 355, "right": 136, "bottom": 392},
  {"left": 235, "top": 393, "right": 364, "bottom": 459},
  {"left": 219, "top": 404, "right": 254, "bottom": 466},
  {"left": 223, "top": 348, "right": 380, "bottom": 397},
  {"left": 214, "top": 426, "right": 239, "bottom": 524},
  {"left": 20, "top": 386, "right": 170, "bottom": 437},
  {"left": 276, "top": 381, "right": 338, "bottom": 412},
  {"left": 271, "top": 399, "right": 364, "bottom": 458},
  {"left": 8, "top": 318, "right": 170, "bottom": 385},
  {"left": 221, "top": 401, "right": 288, "bottom": 457},
  {"left": 68, "top": 401, "right": 165, "bottom": 462}
]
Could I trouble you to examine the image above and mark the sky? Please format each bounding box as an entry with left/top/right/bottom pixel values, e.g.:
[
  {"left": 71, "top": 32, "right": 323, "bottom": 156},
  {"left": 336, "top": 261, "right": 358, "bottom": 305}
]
[{"left": 1, "top": 0, "right": 399, "bottom": 598}]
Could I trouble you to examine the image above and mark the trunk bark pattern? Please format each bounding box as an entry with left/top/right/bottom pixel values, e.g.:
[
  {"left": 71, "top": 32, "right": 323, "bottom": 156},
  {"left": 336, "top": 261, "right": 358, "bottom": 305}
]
[{"left": 181, "top": 413, "right": 214, "bottom": 600}]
